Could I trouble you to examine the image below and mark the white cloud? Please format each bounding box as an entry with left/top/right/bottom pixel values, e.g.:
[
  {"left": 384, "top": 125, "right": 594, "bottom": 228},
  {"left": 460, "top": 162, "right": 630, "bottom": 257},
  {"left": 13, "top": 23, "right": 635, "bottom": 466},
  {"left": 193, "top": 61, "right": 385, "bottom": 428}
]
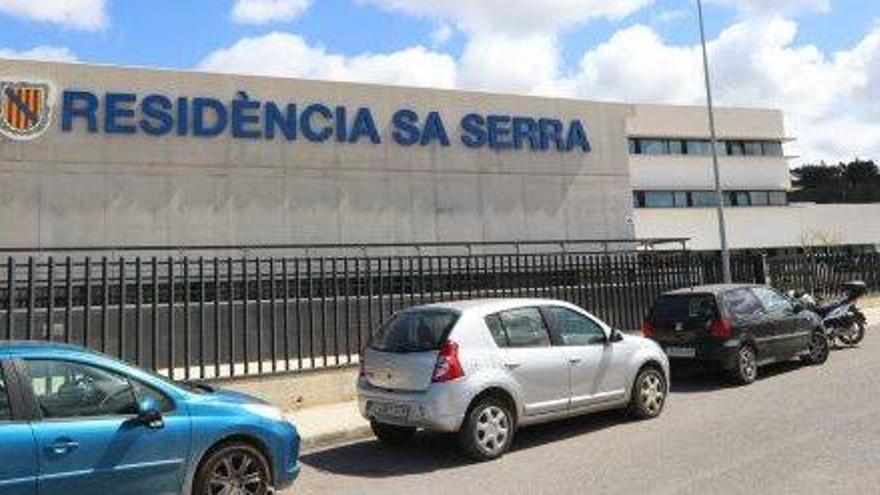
[
  {"left": 198, "top": 32, "right": 457, "bottom": 89},
  {"left": 430, "top": 23, "right": 454, "bottom": 47},
  {"left": 231, "top": 0, "right": 312, "bottom": 25},
  {"left": 706, "top": 0, "right": 831, "bottom": 15},
  {"left": 360, "top": 0, "right": 654, "bottom": 34},
  {"left": 459, "top": 32, "right": 563, "bottom": 93},
  {"left": 0, "top": 0, "right": 108, "bottom": 30},
  {"left": 571, "top": 16, "right": 880, "bottom": 162},
  {"left": 198, "top": 5, "right": 880, "bottom": 163},
  {"left": 0, "top": 45, "right": 78, "bottom": 62}
]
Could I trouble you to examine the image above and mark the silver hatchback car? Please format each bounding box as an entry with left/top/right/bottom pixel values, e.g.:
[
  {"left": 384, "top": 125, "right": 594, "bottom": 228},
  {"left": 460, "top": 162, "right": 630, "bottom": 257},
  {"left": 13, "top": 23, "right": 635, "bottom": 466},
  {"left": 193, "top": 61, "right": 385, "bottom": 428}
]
[{"left": 357, "top": 299, "right": 670, "bottom": 460}]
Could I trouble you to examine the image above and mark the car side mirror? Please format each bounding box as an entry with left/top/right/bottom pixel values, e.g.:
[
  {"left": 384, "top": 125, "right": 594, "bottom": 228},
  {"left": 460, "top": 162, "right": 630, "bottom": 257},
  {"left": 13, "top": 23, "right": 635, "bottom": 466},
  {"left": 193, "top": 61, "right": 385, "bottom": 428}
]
[
  {"left": 136, "top": 397, "right": 164, "bottom": 429},
  {"left": 609, "top": 330, "right": 625, "bottom": 343},
  {"left": 792, "top": 302, "right": 804, "bottom": 314}
]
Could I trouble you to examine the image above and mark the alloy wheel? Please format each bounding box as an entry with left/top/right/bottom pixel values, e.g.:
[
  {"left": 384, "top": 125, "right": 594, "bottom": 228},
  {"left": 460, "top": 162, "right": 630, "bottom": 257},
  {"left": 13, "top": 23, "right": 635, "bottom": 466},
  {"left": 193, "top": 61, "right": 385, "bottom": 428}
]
[
  {"left": 208, "top": 449, "right": 268, "bottom": 495},
  {"left": 474, "top": 405, "right": 511, "bottom": 457}
]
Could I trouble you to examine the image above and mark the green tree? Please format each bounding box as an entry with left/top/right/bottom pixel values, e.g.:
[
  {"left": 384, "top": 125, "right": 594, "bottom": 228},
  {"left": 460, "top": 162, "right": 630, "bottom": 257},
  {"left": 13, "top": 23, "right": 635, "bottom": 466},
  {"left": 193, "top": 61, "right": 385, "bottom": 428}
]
[{"left": 790, "top": 159, "right": 880, "bottom": 203}]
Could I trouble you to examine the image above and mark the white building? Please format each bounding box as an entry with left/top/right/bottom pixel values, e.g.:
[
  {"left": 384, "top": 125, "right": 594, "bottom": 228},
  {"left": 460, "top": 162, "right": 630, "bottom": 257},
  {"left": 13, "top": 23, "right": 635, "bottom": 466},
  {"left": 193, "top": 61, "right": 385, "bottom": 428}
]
[
  {"left": 0, "top": 59, "right": 876, "bottom": 252},
  {"left": 628, "top": 105, "right": 880, "bottom": 252}
]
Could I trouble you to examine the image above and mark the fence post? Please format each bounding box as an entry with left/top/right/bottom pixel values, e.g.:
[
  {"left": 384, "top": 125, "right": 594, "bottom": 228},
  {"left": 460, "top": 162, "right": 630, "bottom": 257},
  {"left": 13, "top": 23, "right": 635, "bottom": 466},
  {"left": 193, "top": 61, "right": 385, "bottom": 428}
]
[{"left": 760, "top": 253, "right": 772, "bottom": 286}]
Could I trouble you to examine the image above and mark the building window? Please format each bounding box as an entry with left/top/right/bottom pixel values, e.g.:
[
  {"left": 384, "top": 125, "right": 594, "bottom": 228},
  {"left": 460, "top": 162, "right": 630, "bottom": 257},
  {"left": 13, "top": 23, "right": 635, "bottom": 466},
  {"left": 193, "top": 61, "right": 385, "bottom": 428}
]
[
  {"left": 645, "top": 191, "right": 676, "bottom": 208},
  {"left": 727, "top": 141, "right": 746, "bottom": 156},
  {"left": 634, "top": 190, "right": 788, "bottom": 209},
  {"left": 762, "top": 141, "right": 784, "bottom": 157},
  {"left": 630, "top": 137, "right": 785, "bottom": 157},
  {"left": 640, "top": 139, "right": 669, "bottom": 155},
  {"left": 685, "top": 140, "right": 713, "bottom": 156},
  {"left": 749, "top": 191, "right": 770, "bottom": 206},
  {"left": 668, "top": 140, "right": 685, "bottom": 155},
  {"left": 691, "top": 191, "right": 718, "bottom": 207},
  {"left": 768, "top": 191, "right": 788, "bottom": 206},
  {"left": 743, "top": 141, "right": 763, "bottom": 156}
]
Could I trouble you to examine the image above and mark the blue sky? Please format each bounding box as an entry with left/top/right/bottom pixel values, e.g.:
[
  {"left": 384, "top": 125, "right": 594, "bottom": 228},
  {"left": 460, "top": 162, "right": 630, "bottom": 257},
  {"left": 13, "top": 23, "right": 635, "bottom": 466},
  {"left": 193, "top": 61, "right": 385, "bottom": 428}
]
[{"left": 0, "top": 0, "right": 879, "bottom": 162}]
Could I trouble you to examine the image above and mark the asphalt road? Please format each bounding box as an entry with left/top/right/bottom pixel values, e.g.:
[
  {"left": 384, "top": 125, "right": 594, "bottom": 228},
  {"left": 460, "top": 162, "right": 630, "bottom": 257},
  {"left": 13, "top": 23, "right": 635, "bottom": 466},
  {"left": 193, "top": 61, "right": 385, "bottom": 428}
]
[{"left": 287, "top": 327, "right": 880, "bottom": 495}]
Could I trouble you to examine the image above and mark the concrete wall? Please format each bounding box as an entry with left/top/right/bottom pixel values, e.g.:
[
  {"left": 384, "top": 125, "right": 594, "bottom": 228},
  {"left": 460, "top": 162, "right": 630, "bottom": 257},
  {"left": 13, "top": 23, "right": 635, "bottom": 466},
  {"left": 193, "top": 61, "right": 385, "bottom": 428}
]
[
  {"left": 634, "top": 203, "right": 880, "bottom": 251},
  {"left": 0, "top": 60, "right": 636, "bottom": 249}
]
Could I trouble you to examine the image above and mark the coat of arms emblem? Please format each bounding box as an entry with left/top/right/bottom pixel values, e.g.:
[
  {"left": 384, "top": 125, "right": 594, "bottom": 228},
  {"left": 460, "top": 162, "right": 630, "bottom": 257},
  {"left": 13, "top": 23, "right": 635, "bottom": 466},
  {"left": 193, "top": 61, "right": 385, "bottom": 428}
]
[{"left": 0, "top": 81, "right": 53, "bottom": 140}]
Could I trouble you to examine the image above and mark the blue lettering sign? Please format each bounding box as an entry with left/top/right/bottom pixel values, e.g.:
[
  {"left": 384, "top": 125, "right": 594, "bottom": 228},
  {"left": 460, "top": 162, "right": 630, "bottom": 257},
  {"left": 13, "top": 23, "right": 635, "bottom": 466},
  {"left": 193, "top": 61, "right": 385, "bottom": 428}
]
[
  {"left": 61, "top": 90, "right": 99, "bottom": 133},
  {"left": 54, "top": 89, "right": 590, "bottom": 154},
  {"left": 140, "top": 94, "right": 173, "bottom": 136}
]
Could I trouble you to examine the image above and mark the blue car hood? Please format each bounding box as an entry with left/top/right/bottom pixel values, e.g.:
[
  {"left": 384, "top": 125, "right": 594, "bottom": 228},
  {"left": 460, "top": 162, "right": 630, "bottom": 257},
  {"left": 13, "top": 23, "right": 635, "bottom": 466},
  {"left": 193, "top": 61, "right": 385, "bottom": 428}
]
[{"left": 195, "top": 387, "right": 271, "bottom": 406}]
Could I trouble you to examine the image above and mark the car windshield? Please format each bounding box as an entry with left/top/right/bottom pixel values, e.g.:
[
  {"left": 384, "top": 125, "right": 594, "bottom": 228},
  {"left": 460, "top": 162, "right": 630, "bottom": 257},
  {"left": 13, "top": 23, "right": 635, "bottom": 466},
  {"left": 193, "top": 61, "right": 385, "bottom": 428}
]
[
  {"left": 370, "top": 309, "right": 460, "bottom": 353},
  {"left": 652, "top": 294, "right": 718, "bottom": 325}
]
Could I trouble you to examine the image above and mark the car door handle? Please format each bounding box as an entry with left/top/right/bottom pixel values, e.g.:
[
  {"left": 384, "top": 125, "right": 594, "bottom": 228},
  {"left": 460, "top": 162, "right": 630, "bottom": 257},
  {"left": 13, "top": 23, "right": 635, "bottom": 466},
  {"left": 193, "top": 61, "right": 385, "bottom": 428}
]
[
  {"left": 48, "top": 440, "right": 80, "bottom": 455},
  {"left": 504, "top": 362, "right": 522, "bottom": 370},
  {"left": 569, "top": 358, "right": 583, "bottom": 365}
]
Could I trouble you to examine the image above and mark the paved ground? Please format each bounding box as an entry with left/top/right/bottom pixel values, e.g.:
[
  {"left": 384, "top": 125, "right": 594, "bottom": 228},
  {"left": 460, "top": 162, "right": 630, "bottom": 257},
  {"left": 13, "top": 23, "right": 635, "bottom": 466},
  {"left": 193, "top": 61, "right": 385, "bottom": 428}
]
[{"left": 285, "top": 325, "right": 880, "bottom": 495}]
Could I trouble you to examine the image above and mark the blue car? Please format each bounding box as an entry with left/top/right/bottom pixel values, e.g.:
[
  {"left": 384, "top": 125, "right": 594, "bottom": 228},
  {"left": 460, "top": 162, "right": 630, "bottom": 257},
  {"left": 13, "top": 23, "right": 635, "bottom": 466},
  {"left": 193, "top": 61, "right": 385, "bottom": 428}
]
[{"left": 0, "top": 341, "right": 300, "bottom": 495}]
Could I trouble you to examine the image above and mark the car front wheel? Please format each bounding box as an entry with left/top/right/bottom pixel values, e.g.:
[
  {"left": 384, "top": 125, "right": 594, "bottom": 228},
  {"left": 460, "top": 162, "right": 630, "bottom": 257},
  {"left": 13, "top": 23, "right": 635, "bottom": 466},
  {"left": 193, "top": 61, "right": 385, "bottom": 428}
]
[
  {"left": 628, "top": 367, "right": 667, "bottom": 420},
  {"left": 193, "top": 443, "right": 272, "bottom": 495}
]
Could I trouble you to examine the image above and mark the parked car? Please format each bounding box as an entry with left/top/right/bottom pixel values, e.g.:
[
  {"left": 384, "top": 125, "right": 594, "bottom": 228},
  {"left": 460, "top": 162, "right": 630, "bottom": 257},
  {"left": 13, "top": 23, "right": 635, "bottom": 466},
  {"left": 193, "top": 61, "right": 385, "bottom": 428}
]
[
  {"left": 0, "top": 341, "right": 300, "bottom": 495},
  {"left": 357, "top": 299, "right": 670, "bottom": 461},
  {"left": 642, "top": 284, "right": 829, "bottom": 385}
]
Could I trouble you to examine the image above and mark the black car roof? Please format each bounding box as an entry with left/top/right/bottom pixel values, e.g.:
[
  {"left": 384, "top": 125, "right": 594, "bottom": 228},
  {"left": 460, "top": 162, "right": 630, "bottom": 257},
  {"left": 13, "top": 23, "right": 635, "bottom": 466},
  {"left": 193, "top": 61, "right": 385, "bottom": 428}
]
[{"left": 663, "top": 284, "right": 763, "bottom": 296}]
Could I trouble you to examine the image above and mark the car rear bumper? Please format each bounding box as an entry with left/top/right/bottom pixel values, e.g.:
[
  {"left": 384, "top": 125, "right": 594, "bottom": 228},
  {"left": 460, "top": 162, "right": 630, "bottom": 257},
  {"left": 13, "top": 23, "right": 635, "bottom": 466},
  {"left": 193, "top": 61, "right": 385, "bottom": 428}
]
[
  {"left": 660, "top": 341, "right": 740, "bottom": 371},
  {"left": 356, "top": 378, "right": 470, "bottom": 433}
]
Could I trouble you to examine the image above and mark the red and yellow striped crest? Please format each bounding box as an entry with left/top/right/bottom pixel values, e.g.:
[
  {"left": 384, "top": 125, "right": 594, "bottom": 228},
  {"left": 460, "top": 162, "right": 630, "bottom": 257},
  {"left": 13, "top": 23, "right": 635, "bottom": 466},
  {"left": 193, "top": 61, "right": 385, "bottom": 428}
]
[{"left": 0, "top": 81, "right": 52, "bottom": 140}]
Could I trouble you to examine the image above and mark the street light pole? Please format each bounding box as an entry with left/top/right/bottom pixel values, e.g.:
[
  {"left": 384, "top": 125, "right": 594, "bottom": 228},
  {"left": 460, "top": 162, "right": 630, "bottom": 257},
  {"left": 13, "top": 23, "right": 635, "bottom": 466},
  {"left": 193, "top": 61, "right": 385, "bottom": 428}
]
[{"left": 696, "top": 0, "right": 732, "bottom": 283}]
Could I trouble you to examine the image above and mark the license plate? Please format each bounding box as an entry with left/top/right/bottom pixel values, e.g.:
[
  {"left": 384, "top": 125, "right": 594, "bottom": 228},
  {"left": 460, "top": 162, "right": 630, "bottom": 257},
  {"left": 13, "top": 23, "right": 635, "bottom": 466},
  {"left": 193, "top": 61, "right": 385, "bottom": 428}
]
[
  {"left": 369, "top": 402, "right": 410, "bottom": 421},
  {"left": 665, "top": 346, "right": 696, "bottom": 358}
]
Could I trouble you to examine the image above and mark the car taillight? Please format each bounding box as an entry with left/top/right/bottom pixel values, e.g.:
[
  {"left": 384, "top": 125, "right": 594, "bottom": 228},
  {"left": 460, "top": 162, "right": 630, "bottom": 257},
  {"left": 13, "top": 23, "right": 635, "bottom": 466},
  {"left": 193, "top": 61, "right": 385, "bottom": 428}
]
[
  {"left": 358, "top": 359, "right": 365, "bottom": 378},
  {"left": 432, "top": 341, "right": 464, "bottom": 383},
  {"left": 711, "top": 319, "right": 733, "bottom": 339},
  {"left": 641, "top": 321, "right": 655, "bottom": 338}
]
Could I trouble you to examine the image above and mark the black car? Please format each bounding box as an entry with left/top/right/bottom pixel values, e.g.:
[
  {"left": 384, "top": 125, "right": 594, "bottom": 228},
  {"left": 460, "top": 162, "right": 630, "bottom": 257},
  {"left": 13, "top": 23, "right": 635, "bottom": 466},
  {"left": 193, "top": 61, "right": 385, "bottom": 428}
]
[{"left": 643, "top": 284, "right": 829, "bottom": 384}]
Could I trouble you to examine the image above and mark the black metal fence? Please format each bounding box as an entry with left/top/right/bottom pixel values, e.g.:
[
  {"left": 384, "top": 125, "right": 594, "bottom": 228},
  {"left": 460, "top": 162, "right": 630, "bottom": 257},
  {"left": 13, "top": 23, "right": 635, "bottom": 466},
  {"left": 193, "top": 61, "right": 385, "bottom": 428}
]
[
  {"left": 766, "top": 251, "right": 880, "bottom": 298},
  {"left": 0, "top": 243, "right": 875, "bottom": 381}
]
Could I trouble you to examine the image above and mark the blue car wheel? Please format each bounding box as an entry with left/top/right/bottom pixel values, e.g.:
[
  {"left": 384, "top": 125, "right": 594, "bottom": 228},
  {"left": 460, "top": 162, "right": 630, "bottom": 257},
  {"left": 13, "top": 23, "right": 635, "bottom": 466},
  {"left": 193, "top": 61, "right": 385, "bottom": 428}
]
[{"left": 194, "top": 442, "right": 272, "bottom": 495}]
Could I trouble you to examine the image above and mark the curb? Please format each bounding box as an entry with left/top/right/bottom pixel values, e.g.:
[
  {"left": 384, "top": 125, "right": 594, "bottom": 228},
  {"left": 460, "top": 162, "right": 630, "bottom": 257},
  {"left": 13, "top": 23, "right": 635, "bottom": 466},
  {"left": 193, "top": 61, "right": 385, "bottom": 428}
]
[{"left": 300, "top": 424, "right": 374, "bottom": 451}]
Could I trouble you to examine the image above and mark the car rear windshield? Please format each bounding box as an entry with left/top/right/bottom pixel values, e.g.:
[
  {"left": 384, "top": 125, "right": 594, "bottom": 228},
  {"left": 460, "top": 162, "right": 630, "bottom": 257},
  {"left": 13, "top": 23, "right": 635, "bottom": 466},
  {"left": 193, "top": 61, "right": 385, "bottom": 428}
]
[
  {"left": 369, "top": 309, "right": 460, "bottom": 353},
  {"left": 651, "top": 294, "right": 718, "bottom": 325}
]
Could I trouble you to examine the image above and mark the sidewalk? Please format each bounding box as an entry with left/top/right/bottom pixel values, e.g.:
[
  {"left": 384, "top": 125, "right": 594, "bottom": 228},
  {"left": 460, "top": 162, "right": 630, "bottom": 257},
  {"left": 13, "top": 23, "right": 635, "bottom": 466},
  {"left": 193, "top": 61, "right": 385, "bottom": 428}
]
[
  {"left": 288, "top": 306, "right": 880, "bottom": 451},
  {"left": 287, "top": 400, "right": 370, "bottom": 450}
]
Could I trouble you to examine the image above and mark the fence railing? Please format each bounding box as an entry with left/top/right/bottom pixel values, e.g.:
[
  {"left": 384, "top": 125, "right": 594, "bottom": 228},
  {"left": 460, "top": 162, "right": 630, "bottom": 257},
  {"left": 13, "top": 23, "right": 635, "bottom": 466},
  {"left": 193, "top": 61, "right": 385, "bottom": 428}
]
[
  {"left": 2, "top": 246, "right": 875, "bottom": 381},
  {"left": 766, "top": 252, "right": 880, "bottom": 298},
  {"left": 0, "top": 247, "right": 745, "bottom": 380}
]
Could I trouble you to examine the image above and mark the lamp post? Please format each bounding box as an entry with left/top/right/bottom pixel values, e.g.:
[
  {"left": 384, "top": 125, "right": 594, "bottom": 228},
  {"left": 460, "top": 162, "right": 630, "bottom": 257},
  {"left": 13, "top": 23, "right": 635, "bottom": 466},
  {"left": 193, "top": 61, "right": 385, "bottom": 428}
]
[{"left": 696, "top": 0, "right": 732, "bottom": 283}]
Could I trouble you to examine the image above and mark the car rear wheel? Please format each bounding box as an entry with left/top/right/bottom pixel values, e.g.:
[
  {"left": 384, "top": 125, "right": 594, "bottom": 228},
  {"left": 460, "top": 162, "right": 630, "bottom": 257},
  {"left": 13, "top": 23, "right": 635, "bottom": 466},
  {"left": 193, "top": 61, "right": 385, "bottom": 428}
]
[
  {"left": 371, "top": 421, "right": 417, "bottom": 446},
  {"left": 729, "top": 345, "right": 758, "bottom": 385},
  {"left": 458, "top": 396, "right": 515, "bottom": 462},
  {"left": 627, "top": 367, "right": 667, "bottom": 420},
  {"left": 802, "top": 330, "right": 830, "bottom": 365},
  {"left": 193, "top": 443, "right": 272, "bottom": 495}
]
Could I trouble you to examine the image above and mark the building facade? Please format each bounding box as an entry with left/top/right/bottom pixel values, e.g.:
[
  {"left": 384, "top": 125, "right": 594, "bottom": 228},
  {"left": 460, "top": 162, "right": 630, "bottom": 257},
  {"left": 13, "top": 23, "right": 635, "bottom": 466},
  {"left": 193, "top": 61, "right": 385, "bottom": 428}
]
[
  {"left": 0, "top": 59, "right": 876, "bottom": 251},
  {"left": 627, "top": 105, "right": 880, "bottom": 251}
]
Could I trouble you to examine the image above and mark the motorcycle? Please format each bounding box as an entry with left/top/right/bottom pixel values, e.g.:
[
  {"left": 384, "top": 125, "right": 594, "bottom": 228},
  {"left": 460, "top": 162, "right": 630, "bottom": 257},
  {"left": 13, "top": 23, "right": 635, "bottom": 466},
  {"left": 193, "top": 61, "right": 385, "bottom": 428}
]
[{"left": 789, "top": 281, "right": 868, "bottom": 347}]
